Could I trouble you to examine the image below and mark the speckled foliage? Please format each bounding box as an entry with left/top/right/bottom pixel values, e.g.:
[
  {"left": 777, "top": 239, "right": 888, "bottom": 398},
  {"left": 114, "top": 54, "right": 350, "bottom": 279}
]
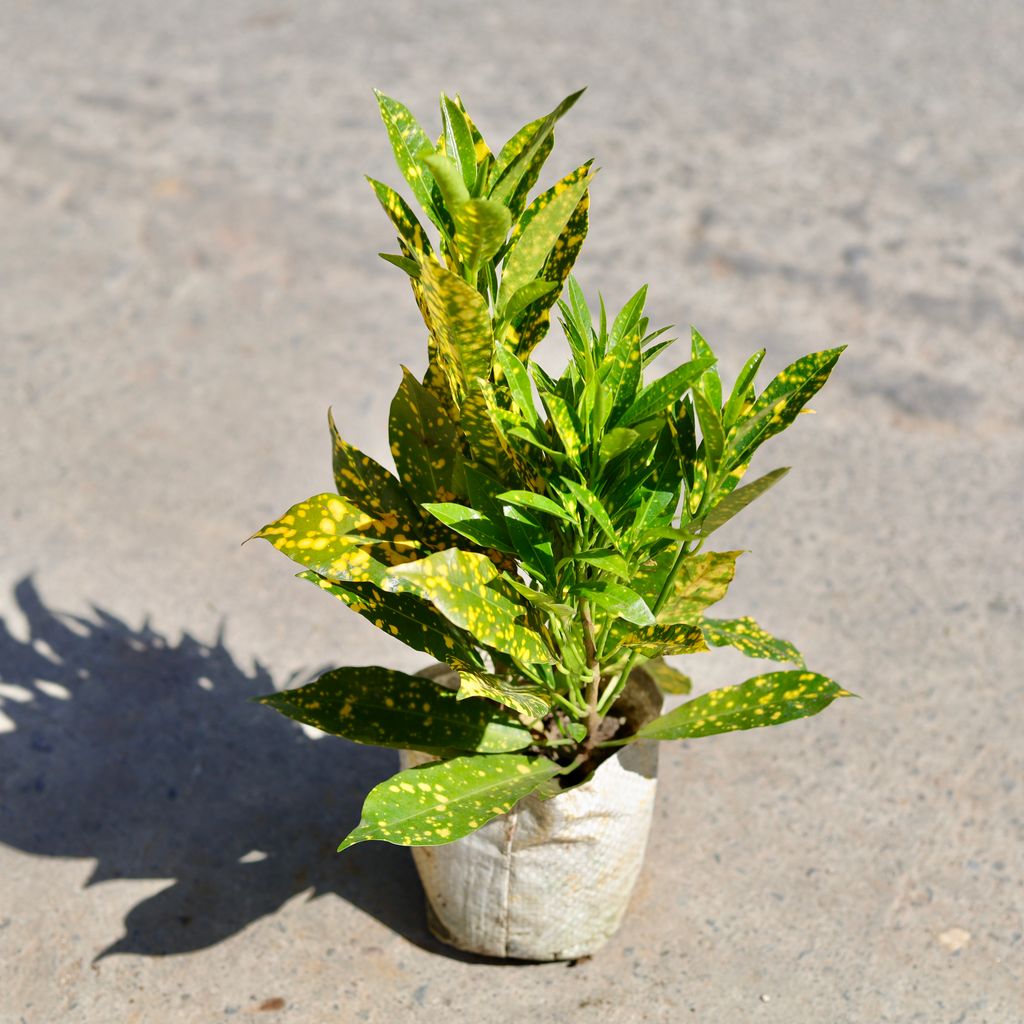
[{"left": 252, "top": 89, "right": 852, "bottom": 853}]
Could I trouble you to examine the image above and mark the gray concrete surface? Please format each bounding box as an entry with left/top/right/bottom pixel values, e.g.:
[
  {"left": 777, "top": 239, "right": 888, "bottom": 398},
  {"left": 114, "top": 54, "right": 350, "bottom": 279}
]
[{"left": 1, "top": 2, "right": 1022, "bottom": 1021}]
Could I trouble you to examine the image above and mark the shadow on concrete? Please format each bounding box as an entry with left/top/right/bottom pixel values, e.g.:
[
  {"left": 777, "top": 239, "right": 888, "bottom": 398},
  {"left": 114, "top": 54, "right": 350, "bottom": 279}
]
[{"left": 0, "top": 576, "right": 447, "bottom": 959}]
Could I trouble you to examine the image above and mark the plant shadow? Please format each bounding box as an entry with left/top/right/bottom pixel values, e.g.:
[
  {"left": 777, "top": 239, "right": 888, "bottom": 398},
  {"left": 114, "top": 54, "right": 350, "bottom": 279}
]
[{"left": 0, "top": 576, "right": 476, "bottom": 960}]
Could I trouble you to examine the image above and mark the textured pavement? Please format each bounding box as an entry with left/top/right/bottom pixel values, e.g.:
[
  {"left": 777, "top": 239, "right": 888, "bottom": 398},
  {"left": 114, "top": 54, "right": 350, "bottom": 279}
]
[{"left": 1, "top": 2, "right": 1022, "bottom": 1021}]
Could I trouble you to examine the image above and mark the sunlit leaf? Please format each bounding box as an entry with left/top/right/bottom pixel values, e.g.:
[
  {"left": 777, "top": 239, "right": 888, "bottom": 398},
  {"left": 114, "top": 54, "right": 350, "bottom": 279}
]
[
  {"left": 374, "top": 91, "right": 440, "bottom": 226},
  {"left": 703, "top": 616, "right": 805, "bottom": 666},
  {"left": 643, "top": 657, "right": 692, "bottom": 695},
  {"left": 457, "top": 671, "right": 551, "bottom": 718},
  {"left": 616, "top": 355, "right": 715, "bottom": 427}
]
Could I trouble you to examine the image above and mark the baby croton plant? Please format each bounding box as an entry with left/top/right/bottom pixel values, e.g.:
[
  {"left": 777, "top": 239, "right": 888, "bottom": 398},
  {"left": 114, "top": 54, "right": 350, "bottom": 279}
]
[{"left": 252, "top": 89, "right": 852, "bottom": 852}]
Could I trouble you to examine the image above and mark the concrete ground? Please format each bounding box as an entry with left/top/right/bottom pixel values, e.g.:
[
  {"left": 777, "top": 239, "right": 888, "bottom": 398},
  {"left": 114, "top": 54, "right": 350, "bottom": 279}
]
[{"left": 1, "top": 2, "right": 1022, "bottom": 1021}]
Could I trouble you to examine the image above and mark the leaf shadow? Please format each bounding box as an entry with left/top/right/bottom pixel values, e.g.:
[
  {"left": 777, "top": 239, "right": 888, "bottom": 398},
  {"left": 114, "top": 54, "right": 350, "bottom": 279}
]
[{"left": 0, "top": 575, "right": 470, "bottom": 960}]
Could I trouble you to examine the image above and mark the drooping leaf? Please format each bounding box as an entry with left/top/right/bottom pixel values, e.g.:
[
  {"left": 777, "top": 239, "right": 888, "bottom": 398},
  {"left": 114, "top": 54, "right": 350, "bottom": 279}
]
[
  {"left": 702, "top": 616, "right": 805, "bottom": 667},
  {"left": 258, "top": 665, "right": 532, "bottom": 754},
  {"left": 298, "top": 571, "right": 484, "bottom": 670},
  {"left": 693, "top": 467, "right": 790, "bottom": 537},
  {"left": 616, "top": 355, "right": 716, "bottom": 427},
  {"left": 389, "top": 549, "right": 553, "bottom": 664},
  {"left": 726, "top": 346, "right": 845, "bottom": 468},
  {"left": 421, "top": 502, "right": 511, "bottom": 553},
  {"left": 389, "top": 367, "right": 463, "bottom": 505},
  {"left": 374, "top": 91, "right": 440, "bottom": 226},
  {"left": 338, "top": 752, "right": 561, "bottom": 851},
  {"left": 599, "top": 426, "right": 641, "bottom": 462},
  {"left": 635, "top": 671, "right": 854, "bottom": 742},
  {"left": 643, "top": 657, "right": 693, "bottom": 695},
  {"left": 497, "top": 163, "right": 594, "bottom": 310},
  {"left": 422, "top": 151, "right": 470, "bottom": 210},
  {"left": 457, "top": 671, "right": 551, "bottom": 718},
  {"left": 378, "top": 252, "right": 421, "bottom": 277}
]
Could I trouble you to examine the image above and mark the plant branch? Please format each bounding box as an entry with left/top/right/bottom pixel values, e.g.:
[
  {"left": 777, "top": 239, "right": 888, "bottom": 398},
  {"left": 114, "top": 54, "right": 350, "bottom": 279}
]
[{"left": 580, "top": 598, "right": 602, "bottom": 753}]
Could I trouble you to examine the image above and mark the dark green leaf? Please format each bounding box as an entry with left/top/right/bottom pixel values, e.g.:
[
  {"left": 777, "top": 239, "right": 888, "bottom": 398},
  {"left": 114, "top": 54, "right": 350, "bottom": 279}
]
[
  {"left": 497, "top": 489, "right": 576, "bottom": 525},
  {"left": 617, "top": 355, "right": 715, "bottom": 427},
  {"left": 723, "top": 348, "right": 765, "bottom": 428},
  {"left": 692, "top": 386, "right": 725, "bottom": 470},
  {"left": 258, "top": 665, "right": 532, "bottom": 754},
  {"left": 366, "top": 177, "right": 433, "bottom": 256}
]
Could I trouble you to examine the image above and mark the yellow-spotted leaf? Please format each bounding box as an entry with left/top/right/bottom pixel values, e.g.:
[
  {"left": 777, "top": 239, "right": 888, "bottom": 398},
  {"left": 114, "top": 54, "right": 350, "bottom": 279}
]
[
  {"left": 643, "top": 657, "right": 693, "bottom": 695},
  {"left": 453, "top": 197, "right": 511, "bottom": 271},
  {"left": 635, "top": 671, "right": 854, "bottom": 742},
  {"left": 257, "top": 665, "right": 531, "bottom": 755},
  {"left": 374, "top": 91, "right": 441, "bottom": 227},
  {"left": 540, "top": 392, "right": 584, "bottom": 460},
  {"left": 389, "top": 367, "right": 464, "bottom": 505},
  {"left": 497, "top": 163, "right": 594, "bottom": 311},
  {"left": 457, "top": 671, "right": 551, "bottom": 719},
  {"left": 388, "top": 549, "right": 553, "bottom": 664},
  {"left": 639, "top": 550, "right": 742, "bottom": 623},
  {"left": 298, "top": 571, "right": 484, "bottom": 670},
  {"left": 440, "top": 94, "right": 477, "bottom": 193},
  {"left": 560, "top": 479, "right": 616, "bottom": 544},
  {"left": 726, "top": 346, "right": 845, "bottom": 468},
  {"left": 253, "top": 494, "right": 397, "bottom": 584},
  {"left": 616, "top": 355, "right": 716, "bottom": 427},
  {"left": 702, "top": 616, "right": 805, "bottom": 666},
  {"left": 509, "top": 191, "right": 590, "bottom": 361},
  {"left": 338, "top": 752, "right": 561, "bottom": 851},
  {"left": 366, "top": 177, "right": 433, "bottom": 256},
  {"left": 692, "top": 385, "right": 725, "bottom": 471},
  {"left": 621, "top": 622, "right": 707, "bottom": 657}
]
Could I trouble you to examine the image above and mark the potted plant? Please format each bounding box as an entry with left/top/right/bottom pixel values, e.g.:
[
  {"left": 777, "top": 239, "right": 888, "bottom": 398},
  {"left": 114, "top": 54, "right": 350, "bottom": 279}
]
[{"left": 251, "top": 88, "right": 852, "bottom": 960}]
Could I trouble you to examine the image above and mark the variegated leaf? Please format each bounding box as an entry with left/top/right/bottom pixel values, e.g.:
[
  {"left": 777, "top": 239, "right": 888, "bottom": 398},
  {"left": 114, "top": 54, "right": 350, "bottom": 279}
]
[
  {"left": 497, "top": 163, "right": 594, "bottom": 311},
  {"left": 616, "top": 355, "right": 716, "bottom": 427},
  {"left": 636, "top": 550, "right": 741, "bottom": 623},
  {"left": 702, "top": 616, "right": 805, "bottom": 666},
  {"left": 694, "top": 467, "right": 789, "bottom": 537},
  {"left": 389, "top": 367, "right": 464, "bottom": 505},
  {"left": 457, "top": 671, "right": 551, "bottom": 718},
  {"left": 635, "top": 671, "right": 854, "bottom": 742},
  {"left": 509, "top": 191, "right": 590, "bottom": 360},
  {"left": 338, "top": 752, "right": 561, "bottom": 851},
  {"left": 253, "top": 494, "right": 398, "bottom": 584},
  {"left": 726, "top": 346, "right": 845, "bottom": 468},
  {"left": 621, "top": 622, "right": 708, "bottom": 657},
  {"left": 258, "top": 665, "right": 532, "bottom": 754},
  {"left": 440, "top": 94, "right": 477, "bottom": 192},
  {"left": 366, "top": 177, "right": 433, "bottom": 256},
  {"left": 374, "top": 91, "right": 440, "bottom": 226},
  {"left": 643, "top": 656, "right": 693, "bottom": 695},
  {"left": 388, "top": 549, "right": 553, "bottom": 664},
  {"left": 298, "top": 571, "right": 484, "bottom": 670},
  {"left": 452, "top": 197, "right": 511, "bottom": 270}
]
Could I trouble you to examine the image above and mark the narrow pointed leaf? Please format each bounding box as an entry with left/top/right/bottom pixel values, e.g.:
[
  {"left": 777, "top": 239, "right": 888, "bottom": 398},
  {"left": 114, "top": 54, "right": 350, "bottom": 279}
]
[
  {"left": 298, "top": 572, "right": 484, "bottom": 670},
  {"left": 497, "top": 489, "right": 576, "bottom": 524},
  {"left": 694, "top": 467, "right": 790, "bottom": 537},
  {"left": 691, "top": 328, "right": 722, "bottom": 410},
  {"left": 540, "top": 391, "right": 584, "bottom": 459},
  {"left": 617, "top": 355, "right": 715, "bottom": 427},
  {"left": 366, "top": 177, "right": 433, "bottom": 256},
  {"left": 723, "top": 348, "right": 765, "bottom": 428},
  {"left": 576, "top": 581, "right": 655, "bottom": 626},
  {"left": 703, "top": 616, "right": 805, "bottom": 667},
  {"left": 560, "top": 479, "right": 616, "bottom": 544},
  {"left": 258, "top": 665, "right": 532, "bottom": 754},
  {"left": 692, "top": 386, "right": 725, "bottom": 470},
  {"left": 611, "top": 285, "right": 648, "bottom": 347},
  {"left": 338, "top": 752, "right": 561, "bottom": 851},
  {"left": 441, "top": 94, "right": 477, "bottom": 192},
  {"left": 621, "top": 622, "right": 708, "bottom": 656},
  {"left": 494, "top": 345, "right": 541, "bottom": 425},
  {"left": 457, "top": 671, "right": 551, "bottom": 718},
  {"left": 600, "top": 426, "right": 640, "bottom": 462},
  {"left": 374, "top": 91, "right": 439, "bottom": 224},
  {"left": 378, "top": 252, "right": 420, "bottom": 277},
  {"left": 636, "top": 671, "right": 854, "bottom": 742}
]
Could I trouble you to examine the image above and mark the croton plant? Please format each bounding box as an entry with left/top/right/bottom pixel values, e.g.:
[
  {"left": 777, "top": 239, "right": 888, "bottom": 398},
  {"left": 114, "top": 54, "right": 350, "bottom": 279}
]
[{"left": 252, "top": 89, "right": 852, "bottom": 852}]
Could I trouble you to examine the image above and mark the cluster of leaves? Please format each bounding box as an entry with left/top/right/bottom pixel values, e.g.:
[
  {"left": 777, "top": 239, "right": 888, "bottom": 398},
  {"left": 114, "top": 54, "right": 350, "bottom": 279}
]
[{"left": 252, "top": 90, "right": 853, "bottom": 854}]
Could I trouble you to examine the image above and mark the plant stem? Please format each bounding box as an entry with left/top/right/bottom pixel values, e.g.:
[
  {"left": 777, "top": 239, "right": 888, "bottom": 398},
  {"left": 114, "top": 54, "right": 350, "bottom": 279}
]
[{"left": 580, "top": 598, "right": 602, "bottom": 753}]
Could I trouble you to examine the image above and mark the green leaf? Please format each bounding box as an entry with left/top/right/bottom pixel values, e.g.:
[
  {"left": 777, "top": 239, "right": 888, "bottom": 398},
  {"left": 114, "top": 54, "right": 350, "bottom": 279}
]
[
  {"left": 258, "top": 665, "right": 532, "bottom": 755},
  {"left": 694, "top": 467, "right": 790, "bottom": 537},
  {"left": 497, "top": 489, "right": 576, "bottom": 525},
  {"left": 452, "top": 198, "right": 512, "bottom": 270},
  {"left": 703, "top": 616, "right": 805, "bottom": 666},
  {"left": 494, "top": 345, "right": 541, "bottom": 426},
  {"left": 726, "top": 346, "right": 845, "bottom": 468},
  {"left": 723, "top": 348, "right": 764, "bottom": 428},
  {"left": 298, "top": 572, "right": 484, "bottom": 670},
  {"left": 497, "top": 163, "right": 594, "bottom": 310},
  {"left": 691, "top": 328, "right": 722, "bottom": 410},
  {"left": 621, "top": 622, "right": 708, "bottom": 657},
  {"left": 389, "top": 549, "right": 553, "bottom": 664},
  {"left": 576, "top": 581, "right": 655, "bottom": 626},
  {"left": 441, "top": 94, "right": 477, "bottom": 193},
  {"left": 611, "top": 285, "right": 648, "bottom": 347},
  {"left": 566, "top": 549, "right": 631, "bottom": 579},
  {"left": 600, "top": 426, "right": 640, "bottom": 462},
  {"left": 501, "top": 504, "right": 556, "bottom": 583},
  {"left": 389, "top": 367, "right": 463, "bottom": 504},
  {"left": 374, "top": 91, "right": 439, "bottom": 226},
  {"left": 652, "top": 550, "right": 742, "bottom": 623},
  {"left": 366, "top": 177, "right": 433, "bottom": 256},
  {"left": 422, "top": 151, "right": 470, "bottom": 209},
  {"left": 509, "top": 191, "right": 590, "bottom": 360},
  {"left": 643, "top": 657, "right": 692, "bottom": 695},
  {"left": 457, "top": 671, "right": 551, "bottom": 719},
  {"left": 560, "top": 479, "right": 617, "bottom": 544},
  {"left": 617, "top": 355, "right": 715, "bottom": 427},
  {"left": 540, "top": 391, "right": 584, "bottom": 459},
  {"left": 635, "top": 670, "right": 854, "bottom": 742},
  {"left": 500, "top": 279, "right": 559, "bottom": 324},
  {"left": 253, "top": 493, "right": 393, "bottom": 584},
  {"left": 338, "top": 752, "right": 561, "bottom": 851},
  {"left": 378, "top": 252, "right": 420, "bottom": 277},
  {"left": 490, "top": 88, "right": 585, "bottom": 203},
  {"left": 692, "top": 386, "right": 725, "bottom": 470},
  {"left": 421, "top": 502, "right": 511, "bottom": 553}
]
